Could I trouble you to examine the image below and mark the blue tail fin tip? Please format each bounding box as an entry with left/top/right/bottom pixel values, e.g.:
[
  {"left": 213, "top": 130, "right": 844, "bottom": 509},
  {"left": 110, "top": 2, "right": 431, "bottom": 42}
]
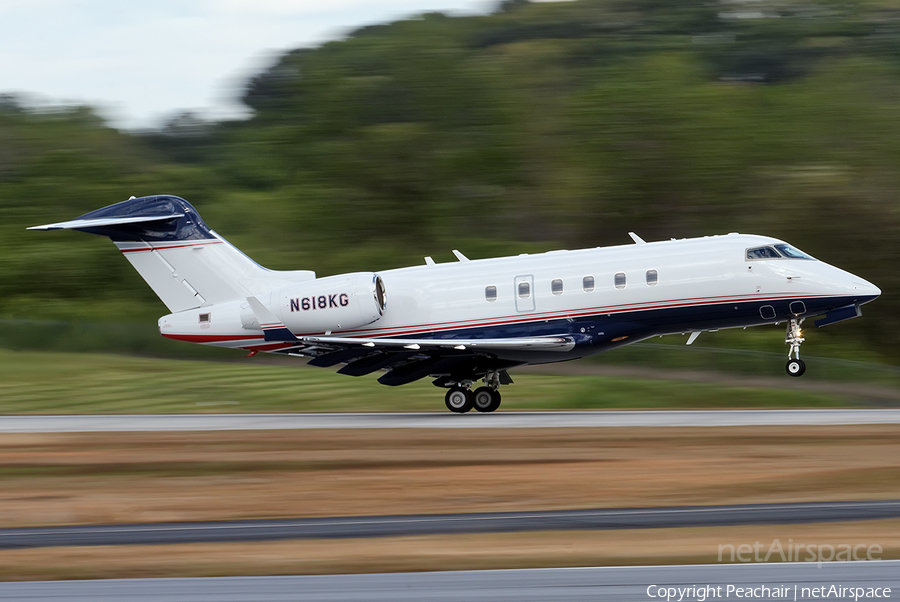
[{"left": 73, "top": 195, "right": 214, "bottom": 242}]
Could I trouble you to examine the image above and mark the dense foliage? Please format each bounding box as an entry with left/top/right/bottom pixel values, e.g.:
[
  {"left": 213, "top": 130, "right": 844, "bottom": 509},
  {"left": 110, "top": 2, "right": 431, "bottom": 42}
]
[{"left": 2, "top": 0, "right": 899, "bottom": 358}]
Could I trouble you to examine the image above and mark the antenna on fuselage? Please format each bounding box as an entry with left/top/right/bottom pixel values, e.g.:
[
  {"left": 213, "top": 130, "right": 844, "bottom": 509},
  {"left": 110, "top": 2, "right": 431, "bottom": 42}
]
[{"left": 628, "top": 232, "right": 646, "bottom": 244}]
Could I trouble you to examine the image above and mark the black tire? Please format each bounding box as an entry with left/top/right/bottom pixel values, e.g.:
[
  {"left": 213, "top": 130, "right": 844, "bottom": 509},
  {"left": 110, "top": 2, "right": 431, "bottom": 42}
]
[
  {"left": 786, "top": 359, "right": 806, "bottom": 377},
  {"left": 445, "top": 387, "right": 474, "bottom": 413},
  {"left": 487, "top": 388, "right": 502, "bottom": 412},
  {"left": 473, "top": 387, "right": 494, "bottom": 412}
]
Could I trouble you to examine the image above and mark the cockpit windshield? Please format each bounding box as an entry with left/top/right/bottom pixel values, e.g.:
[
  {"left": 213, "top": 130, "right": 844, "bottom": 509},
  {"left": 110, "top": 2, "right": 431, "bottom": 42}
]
[
  {"left": 746, "top": 246, "right": 781, "bottom": 260},
  {"left": 773, "top": 243, "right": 814, "bottom": 260},
  {"left": 746, "top": 244, "right": 815, "bottom": 261}
]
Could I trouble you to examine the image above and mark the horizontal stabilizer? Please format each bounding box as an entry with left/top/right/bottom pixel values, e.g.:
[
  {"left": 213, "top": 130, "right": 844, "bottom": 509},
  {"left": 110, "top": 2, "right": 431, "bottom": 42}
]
[
  {"left": 27, "top": 214, "right": 184, "bottom": 231},
  {"left": 301, "top": 335, "right": 576, "bottom": 352}
]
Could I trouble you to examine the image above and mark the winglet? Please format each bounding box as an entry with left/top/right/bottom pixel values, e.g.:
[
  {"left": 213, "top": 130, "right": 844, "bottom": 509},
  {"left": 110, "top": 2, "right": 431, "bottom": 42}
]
[
  {"left": 246, "top": 296, "right": 298, "bottom": 342},
  {"left": 628, "top": 232, "right": 646, "bottom": 244}
]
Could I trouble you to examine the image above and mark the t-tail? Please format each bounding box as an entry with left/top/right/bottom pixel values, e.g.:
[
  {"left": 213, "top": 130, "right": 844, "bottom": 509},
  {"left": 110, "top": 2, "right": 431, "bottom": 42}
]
[{"left": 27, "top": 195, "right": 317, "bottom": 312}]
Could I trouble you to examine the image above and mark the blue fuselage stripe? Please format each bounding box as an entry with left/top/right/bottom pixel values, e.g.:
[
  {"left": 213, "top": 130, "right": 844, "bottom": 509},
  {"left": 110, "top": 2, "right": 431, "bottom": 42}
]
[{"left": 389, "top": 294, "right": 872, "bottom": 358}]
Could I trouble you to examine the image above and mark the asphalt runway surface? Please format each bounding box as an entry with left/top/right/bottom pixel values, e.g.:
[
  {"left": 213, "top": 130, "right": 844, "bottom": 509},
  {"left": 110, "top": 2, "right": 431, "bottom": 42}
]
[
  {"left": 3, "top": 500, "right": 899, "bottom": 550},
  {"left": 1, "top": 561, "right": 897, "bottom": 601},
  {"left": 3, "top": 409, "right": 900, "bottom": 432}
]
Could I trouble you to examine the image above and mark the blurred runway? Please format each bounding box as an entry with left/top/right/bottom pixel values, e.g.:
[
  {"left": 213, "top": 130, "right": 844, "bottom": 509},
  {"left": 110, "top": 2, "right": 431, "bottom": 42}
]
[
  {"left": 1, "top": 561, "right": 898, "bottom": 601},
  {"left": 2, "top": 409, "right": 900, "bottom": 432},
  {"left": 3, "top": 500, "right": 899, "bottom": 549}
]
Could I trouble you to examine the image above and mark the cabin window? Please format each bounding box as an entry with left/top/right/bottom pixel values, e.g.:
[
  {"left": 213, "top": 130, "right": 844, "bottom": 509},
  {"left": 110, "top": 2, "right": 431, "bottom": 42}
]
[
  {"left": 485, "top": 285, "right": 497, "bottom": 302},
  {"left": 551, "top": 279, "right": 563, "bottom": 295},
  {"left": 583, "top": 275, "right": 594, "bottom": 292},
  {"left": 518, "top": 281, "right": 531, "bottom": 298},
  {"left": 199, "top": 313, "right": 211, "bottom": 323},
  {"left": 646, "top": 269, "right": 658, "bottom": 286},
  {"left": 615, "top": 272, "right": 626, "bottom": 289}
]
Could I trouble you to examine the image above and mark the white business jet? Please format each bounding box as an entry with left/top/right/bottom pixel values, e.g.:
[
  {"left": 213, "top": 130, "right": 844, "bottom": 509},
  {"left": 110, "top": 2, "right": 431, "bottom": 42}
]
[{"left": 30, "top": 195, "right": 880, "bottom": 413}]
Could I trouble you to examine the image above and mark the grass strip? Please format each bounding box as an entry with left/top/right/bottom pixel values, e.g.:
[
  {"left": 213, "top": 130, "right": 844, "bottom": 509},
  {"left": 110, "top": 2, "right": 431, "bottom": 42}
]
[{"left": 0, "top": 349, "right": 860, "bottom": 414}]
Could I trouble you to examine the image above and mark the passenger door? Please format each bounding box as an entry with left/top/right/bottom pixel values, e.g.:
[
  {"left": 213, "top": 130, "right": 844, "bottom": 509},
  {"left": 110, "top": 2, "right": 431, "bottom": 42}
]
[{"left": 514, "top": 275, "right": 535, "bottom": 312}]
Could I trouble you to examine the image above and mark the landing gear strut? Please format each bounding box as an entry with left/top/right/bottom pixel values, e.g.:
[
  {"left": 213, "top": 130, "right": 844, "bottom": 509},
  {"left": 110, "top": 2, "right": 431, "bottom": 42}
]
[{"left": 785, "top": 318, "right": 806, "bottom": 377}]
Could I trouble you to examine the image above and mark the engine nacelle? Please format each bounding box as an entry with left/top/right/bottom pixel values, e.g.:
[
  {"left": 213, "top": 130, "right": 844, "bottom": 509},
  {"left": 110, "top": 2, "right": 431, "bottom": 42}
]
[{"left": 273, "top": 272, "right": 386, "bottom": 333}]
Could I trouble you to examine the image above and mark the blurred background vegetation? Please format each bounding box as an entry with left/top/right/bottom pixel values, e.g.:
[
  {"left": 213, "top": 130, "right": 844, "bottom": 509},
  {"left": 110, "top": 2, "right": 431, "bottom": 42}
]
[{"left": 1, "top": 0, "right": 898, "bottom": 372}]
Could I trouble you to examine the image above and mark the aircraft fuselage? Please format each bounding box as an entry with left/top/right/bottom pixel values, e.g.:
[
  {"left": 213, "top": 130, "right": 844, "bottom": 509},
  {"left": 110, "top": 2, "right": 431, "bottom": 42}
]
[{"left": 158, "top": 233, "right": 879, "bottom": 364}]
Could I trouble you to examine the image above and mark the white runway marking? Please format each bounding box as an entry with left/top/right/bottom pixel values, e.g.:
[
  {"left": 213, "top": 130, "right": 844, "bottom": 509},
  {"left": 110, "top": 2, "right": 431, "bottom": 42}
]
[
  {"left": 1, "top": 561, "right": 898, "bottom": 601},
  {"left": 1, "top": 409, "right": 899, "bottom": 433}
]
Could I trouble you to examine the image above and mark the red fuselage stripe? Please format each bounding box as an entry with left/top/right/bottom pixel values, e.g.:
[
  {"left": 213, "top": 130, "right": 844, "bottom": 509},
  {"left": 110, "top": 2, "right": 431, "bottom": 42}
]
[
  {"left": 162, "top": 333, "right": 264, "bottom": 343},
  {"left": 120, "top": 241, "right": 223, "bottom": 254}
]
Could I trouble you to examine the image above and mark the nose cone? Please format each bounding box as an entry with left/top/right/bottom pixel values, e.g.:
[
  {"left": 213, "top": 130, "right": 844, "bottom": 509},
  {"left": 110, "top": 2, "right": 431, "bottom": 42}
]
[
  {"left": 839, "top": 267, "right": 881, "bottom": 305},
  {"left": 852, "top": 277, "right": 881, "bottom": 305}
]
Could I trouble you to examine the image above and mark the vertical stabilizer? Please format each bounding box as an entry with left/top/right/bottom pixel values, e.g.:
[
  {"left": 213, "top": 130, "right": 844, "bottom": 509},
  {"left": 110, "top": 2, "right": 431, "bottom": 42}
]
[{"left": 29, "top": 195, "right": 315, "bottom": 312}]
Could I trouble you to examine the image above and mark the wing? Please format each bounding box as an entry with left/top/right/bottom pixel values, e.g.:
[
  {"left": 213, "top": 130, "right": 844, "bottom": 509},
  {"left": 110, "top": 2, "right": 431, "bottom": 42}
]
[
  {"left": 299, "top": 335, "right": 576, "bottom": 352},
  {"left": 278, "top": 335, "right": 574, "bottom": 387},
  {"left": 245, "top": 296, "right": 571, "bottom": 386},
  {"left": 298, "top": 334, "right": 573, "bottom": 386}
]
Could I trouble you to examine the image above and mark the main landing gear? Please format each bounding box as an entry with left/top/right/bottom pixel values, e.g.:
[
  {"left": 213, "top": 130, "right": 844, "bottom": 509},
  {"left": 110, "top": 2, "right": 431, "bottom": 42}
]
[
  {"left": 445, "top": 386, "right": 502, "bottom": 413},
  {"left": 785, "top": 318, "right": 806, "bottom": 377},
  {"left": 444, "top": 372, "right": 503, "bottom": 413}
]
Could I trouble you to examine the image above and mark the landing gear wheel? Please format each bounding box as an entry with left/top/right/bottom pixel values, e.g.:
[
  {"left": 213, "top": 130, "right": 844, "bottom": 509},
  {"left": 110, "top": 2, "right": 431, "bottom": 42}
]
[
  {"left": 489, "top": 388, "right": 501, "bottom": 412},
  {"left": 473, "top": 387, "right": 502, "bottom": 413},
  {"left": 786, "top": 358, "right": 806, "bottom": 377},
  {"left": 473, "top": 387, "right": 493, "bottom": 412},
  {"left": 445, "top": 387, "right": 474, "bottom": 413}
]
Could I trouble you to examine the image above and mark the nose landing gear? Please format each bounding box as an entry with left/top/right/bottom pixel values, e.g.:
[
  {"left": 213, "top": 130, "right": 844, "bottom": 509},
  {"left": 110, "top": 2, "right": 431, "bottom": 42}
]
[{"left": 785, "top": 318, "right": 806, "bottom": 377}]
